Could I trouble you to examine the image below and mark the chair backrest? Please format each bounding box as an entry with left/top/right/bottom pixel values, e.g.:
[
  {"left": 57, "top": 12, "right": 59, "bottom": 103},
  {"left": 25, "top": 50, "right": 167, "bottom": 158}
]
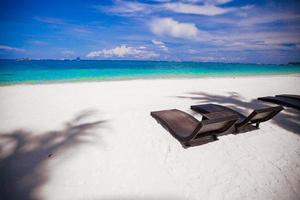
[
  {"left": 192, "top": 115, "right": 238, "bottom": 139},
  {"left": 239, "top": 106, "right": 283, "bottom": 126},
  {"left": 151, "top": 109, "right": 200, "bottom": 141}
]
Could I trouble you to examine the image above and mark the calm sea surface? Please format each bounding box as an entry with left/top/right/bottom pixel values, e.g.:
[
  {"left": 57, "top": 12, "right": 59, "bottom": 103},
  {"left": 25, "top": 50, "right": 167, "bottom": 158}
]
[{"left": 0, "top": 60, "right": 300, "bottom": 84}]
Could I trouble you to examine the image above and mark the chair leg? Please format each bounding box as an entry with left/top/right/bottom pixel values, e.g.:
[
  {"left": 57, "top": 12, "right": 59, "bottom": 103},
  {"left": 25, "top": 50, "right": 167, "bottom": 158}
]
[
  {"left": 256, "top": 123, "right": 260, "bottom": 128},
  {"left": 235, "top": 126, "right": 240, "bottom": 134}
]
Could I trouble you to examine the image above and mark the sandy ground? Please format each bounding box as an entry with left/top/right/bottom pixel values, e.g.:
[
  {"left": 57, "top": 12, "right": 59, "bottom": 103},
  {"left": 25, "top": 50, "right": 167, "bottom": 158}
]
[{"left": 0, "top": 75, "right": 300, "bottom": 200}]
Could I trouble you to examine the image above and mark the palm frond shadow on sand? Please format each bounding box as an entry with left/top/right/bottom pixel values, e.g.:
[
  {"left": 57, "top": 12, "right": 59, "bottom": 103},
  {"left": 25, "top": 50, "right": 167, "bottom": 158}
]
[
  {"left": 0, "top": 109, "right": 108, "bottom": 200},
  {"left": 176, "top": 92, "right": 300, "bottom": 135}
]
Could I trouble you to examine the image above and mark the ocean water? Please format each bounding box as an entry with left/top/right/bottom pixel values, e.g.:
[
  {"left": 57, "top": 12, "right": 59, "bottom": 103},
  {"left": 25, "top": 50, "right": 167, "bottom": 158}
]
[{"left": 0, "top": 60, "right": 300, "bottom": 84}]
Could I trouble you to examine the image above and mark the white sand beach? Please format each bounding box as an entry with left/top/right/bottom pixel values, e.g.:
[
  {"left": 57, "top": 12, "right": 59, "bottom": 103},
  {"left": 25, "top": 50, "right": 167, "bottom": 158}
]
[{"left": 0, "top": 75, "right": 300, "bottom": 200}]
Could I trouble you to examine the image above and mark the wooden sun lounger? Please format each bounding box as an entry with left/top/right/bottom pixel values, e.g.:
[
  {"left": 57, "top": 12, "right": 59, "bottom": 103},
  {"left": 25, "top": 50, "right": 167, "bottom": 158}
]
[
  {"left": 191, "top": 104, "right": 283, "bottom": 133},
  {"left": 258, "top": 96, "right": 300, "bottom": 110},
  {"left": 150, "top": 109, "right": 238, "bottom": 148}
]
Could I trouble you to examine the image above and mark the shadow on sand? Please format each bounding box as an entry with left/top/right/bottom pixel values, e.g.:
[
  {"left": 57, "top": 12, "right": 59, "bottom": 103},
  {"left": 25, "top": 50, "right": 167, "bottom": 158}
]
[
  {"left": 0, "top": 109, "right": 108, "bottom": 200},
  {"left": 176, "top": 92, "right": 300, "bottom": 135}
]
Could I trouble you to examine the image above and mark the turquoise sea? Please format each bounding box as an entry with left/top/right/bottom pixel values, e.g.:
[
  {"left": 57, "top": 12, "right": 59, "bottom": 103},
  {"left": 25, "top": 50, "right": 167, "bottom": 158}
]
[{"left": 0, "top": 60, "right": 300, "bottom": 84}]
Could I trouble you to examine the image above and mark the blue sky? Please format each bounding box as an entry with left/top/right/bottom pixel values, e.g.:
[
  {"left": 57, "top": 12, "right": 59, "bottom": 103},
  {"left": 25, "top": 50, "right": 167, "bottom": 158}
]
[{"left": 0, "top": 0, "right": 300, "bottom": 63}]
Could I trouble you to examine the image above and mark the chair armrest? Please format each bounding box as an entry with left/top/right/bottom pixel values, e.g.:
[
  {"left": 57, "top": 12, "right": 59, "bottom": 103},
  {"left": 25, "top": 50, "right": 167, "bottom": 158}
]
[{"left": 202, "top": 111, "right": 237, "bottom": 120}]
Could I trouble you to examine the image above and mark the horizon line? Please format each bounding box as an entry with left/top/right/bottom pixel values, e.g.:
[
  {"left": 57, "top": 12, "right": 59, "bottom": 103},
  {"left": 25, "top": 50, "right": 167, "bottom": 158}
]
[{"left": 0, "top": 58, "right": 298, "bottom": 65}]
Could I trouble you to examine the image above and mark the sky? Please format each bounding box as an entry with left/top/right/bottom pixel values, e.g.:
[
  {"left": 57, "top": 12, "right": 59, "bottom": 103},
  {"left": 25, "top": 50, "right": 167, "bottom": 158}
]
[{"left": 0, "top": 0, "right": 300, "bottom": 64}]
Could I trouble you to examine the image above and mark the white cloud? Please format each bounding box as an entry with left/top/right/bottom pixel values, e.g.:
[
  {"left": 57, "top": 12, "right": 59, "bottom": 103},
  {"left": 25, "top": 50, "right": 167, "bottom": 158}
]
[
  {"left": 205, "top": 0, "right": 233, "bottom": 5},
  {"left": 97, "top": 0, "right": 238, "bottom": 16},
  {"left": 161, "top": 0, "right": 233, "bottom": 5},
  {"left": 202, "top": 28, "right": 300, "bottom": 51},
  {"left": 113, "top": 2, "right": 148, "bottom": 13},
  {"left": 192, "top": 8, "right": 298, "bottom": 28},
  {"left": 151, "top": 39, "right": 168, "bottom": 51},
  {"left": 99, "top": 1, "right": 152, "bottom": 16},
  {"left": 151, "top": 40, "right": 164, "bottom": 46},
  {"left": 86, "top": 45, "right": 158, "bottom": 59},
  {"left": 0, "top": 45, "right": 25, "bottom": 52},
  {"left": 150, "top": 18, "right": 200, "bottom": 40},
  {"left": 163, "top": 2, "right": 233, "bottom": 16},
  {"left": 238, "top": 12, "right": 300, "bottom": 27}
]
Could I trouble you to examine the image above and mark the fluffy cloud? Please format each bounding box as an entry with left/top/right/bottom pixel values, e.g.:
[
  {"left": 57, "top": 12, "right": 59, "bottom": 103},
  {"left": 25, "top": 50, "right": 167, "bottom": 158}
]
[
  {"left": 150, "top": 18, "right": 200, "bottom": 40},
  {"left": 0, "top": 45, "right": 25, "bottom": 52},
  {"left": 151, "top": 39, "right": 168, "bottom": 51},
  {"left": 163, "top": 2, "right": 233, "bottom": 16},
  {"left": 86, "top": 45, "right": 158, "bottom": 59}
]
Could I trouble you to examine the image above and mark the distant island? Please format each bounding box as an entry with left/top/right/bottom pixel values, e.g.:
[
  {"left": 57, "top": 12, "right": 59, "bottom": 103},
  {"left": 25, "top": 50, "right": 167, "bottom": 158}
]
[
  {"left": 14, "top": 57, "right": 81, "bottom": 61},
  {"left": 16, "top": 57, "right": 32, "bottom": 61}
]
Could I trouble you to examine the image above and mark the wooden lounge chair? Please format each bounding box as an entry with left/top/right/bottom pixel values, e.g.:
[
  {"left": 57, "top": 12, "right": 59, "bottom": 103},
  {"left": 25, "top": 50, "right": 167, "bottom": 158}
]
[
  {"left": 191, "top": 104, "right": 283, "bottom": 133},
  {"left": 258, "top": 95, "right": 300, "bottom": 110},
  {"left": 150, "top": 109, "right": 238, "bottom": 148}
]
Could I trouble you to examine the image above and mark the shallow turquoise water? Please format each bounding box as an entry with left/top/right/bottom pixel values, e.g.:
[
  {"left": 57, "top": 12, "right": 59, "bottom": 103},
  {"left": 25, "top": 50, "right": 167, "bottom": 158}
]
[{"left": 0, "top": 60, "right": 299, "bottom": 84}]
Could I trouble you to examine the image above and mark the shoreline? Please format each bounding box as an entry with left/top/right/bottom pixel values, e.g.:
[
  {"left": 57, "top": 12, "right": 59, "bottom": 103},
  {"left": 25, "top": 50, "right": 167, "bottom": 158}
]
[{"left": 1, "top": 72, "right": 300, "bottom": 87}]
